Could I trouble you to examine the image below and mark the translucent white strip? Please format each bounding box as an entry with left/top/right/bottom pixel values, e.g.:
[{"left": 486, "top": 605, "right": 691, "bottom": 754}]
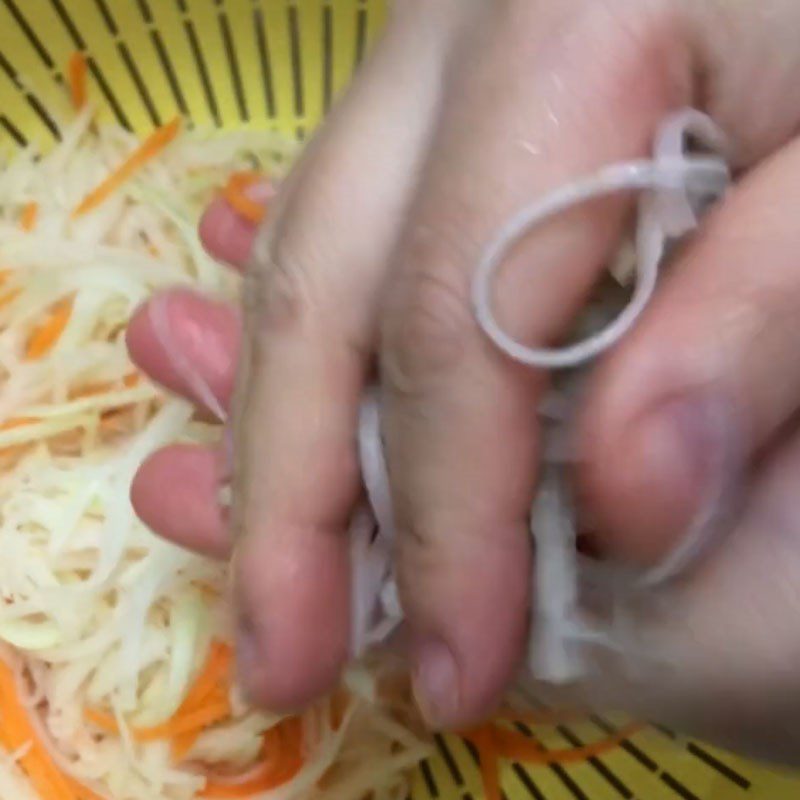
[{"left": 471, "top": 157, "right": 729, "bottom": 370}]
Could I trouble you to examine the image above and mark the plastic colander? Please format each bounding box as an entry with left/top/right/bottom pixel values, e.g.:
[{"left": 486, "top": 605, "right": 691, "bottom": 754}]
[{"left": 0, "top": 1, "right": 798, "bottom": 799}]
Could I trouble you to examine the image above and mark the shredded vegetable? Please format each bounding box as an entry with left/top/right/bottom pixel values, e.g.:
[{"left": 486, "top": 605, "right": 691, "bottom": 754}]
[
  {"left": 220, "top": 172, "right": 268, "bottom": 225},
  {"left": 462, "top": 720, "right": 645, "bottom": 800},
  {"left": 72, "top": 119, "right": 182, "bottom": 218},
  {"left": 67, "top": 53, "right": 88, "bottom": 112},
  {"left": 0, "top": 78, "right": 431, "bottom": 800},
  {"left": 20, "top": 203, "right": 38, "bottom": 232}
]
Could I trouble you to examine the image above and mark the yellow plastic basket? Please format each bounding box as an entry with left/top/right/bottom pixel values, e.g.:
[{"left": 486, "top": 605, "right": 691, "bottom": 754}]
[{"left": 0, "top": 1, "right": 798, "bottom": 799}]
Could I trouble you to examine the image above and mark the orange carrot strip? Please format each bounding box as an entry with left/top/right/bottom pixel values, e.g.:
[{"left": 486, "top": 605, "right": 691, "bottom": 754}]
[
  {"left": 0, "top": 270, "right": 22, "bottom": 316},
  {"left": 0, "top": 660, "right": 77, "bottom": 800},
  {"left": 68, "top": 52, "right": 88, "bottom": 110},
  {"left": 66, "top": 776, "right": 105, "bottom": 800},
  {"left": 71, "top": 372, "right": 141, "bottom": 400},
  {"left": 87, "top": 640, "right": 234, "bottom": 759},
  {"left": 0, "top": 288, "right": 21, "bottom": 308},
  {"left": 464, "top": 721, "right": 644, "bottom": 800},
  {"left": 179, "top": 641, "right": 232, "bottom": 714},
  {"left": 472, "top": 728, "right": 501, "bottom": 800},
  {"left": 83, "top": 708, "right": 117, "bottom": 734},
  {"left": 20, "top": 202, "right": 38, "bottom": 232},
  {"left": 72, "top": 118, "right": 181, "bottom": 217},
  {"left": 26, "top": 300, "right": 72, "bottom": 359},
  {"left": 1, "top": 417, "right": 39, "bottom": 430},
  {"left": 200, "top": 717, "right": 304, "bottom": 798},
  {"left": 170, "top": 642, "right": 233, "bottom": 760},
  {"left": 221, "top": 171, "right": 267, "bottom": 224},
  {"left": 86, "top": 695, "right": 231, "bottom": 743},
  {"left": 490, "top": 722, "right": 644, "bottom": 765},
  {"left": 171, "top": 731, "right": 200, "bottom": 762}
]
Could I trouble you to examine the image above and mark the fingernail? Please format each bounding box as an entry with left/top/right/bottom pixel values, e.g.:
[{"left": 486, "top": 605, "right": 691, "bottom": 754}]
[
  {"left": 243, "top": 179, "right": 274, "bottom": 203},
  {"left": 628, "top": 393, "right": 740, "bottom": 568},
  {"left": 412, "top": 638, "right": 460, "bottom": 728}
]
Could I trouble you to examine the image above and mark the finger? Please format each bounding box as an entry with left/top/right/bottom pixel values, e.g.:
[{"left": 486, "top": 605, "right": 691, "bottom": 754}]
[
  {"left": 199, "top": 193, "right": 263, "bottom": 271},
  {"left": 564, "top": 429, "right": 800, "bottom": 765},
  {"left": 126, "top": 289, "right": 239, "bottom": 414},
  {"left": 381, "top": 2, "right": 683, "bottom": 728},
  {"left": 580, "top": 132, "right": 800, "bottom": 566},
  {"left": 131, "top": 444, "right": 230, "bottom": 559},
  {"left": 230, "top": 4, "right": 455, "bottom": 711},
  {"left": 127, "top": 289, "right": 237, "bottom": 557}
]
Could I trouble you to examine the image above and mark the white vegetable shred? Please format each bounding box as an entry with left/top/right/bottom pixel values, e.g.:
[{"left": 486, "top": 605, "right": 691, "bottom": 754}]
[{"left": 0, "top": 114, "right": 430, "bottom": 800}]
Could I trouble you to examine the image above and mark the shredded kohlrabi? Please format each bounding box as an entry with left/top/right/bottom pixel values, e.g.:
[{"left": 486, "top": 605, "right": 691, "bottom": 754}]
[{"left": 0, "top": 112, "right": 431, "bottom": 800}]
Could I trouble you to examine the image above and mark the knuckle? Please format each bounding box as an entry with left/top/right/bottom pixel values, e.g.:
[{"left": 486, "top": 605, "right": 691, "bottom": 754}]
[
  {"left": 244, "top": 228, "right": 321, "bottom": 338},
  {"left": 394, "top": 514, "right": 443, "bottom": 594},
  {"left": 382, "top": 253, "right": 473, "bottom": 395}
]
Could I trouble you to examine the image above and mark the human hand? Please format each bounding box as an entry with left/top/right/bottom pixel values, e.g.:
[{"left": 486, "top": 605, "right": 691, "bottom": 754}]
[{"left": 128, "top": 0, "right": 800, "bottom": 762}]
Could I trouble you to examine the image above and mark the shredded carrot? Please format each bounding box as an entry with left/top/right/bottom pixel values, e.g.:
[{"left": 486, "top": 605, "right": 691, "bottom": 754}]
[
  {"left": 0, "top": 287, "right": 21, "bottom": 309},
  {"left": 178, "top": 641, "right": 232, "bottom": 714},
  {"left": 26, "top": 300, "right": 72, "bottom": 359},
  {"left": 86, "top": 693, "right": 231, "bottom": 743},
  {"left": 200, "top": 717, "right": 304, "bottom": 798},
  {"left": 66, "top": 777, "right": 105, "bottom": 800},
  {"left": 72, "top": 118, "right": 181, "bottom": 218},
  {"left": 489, "top": 722, "right": 643, "bottom": 764},
  {"left": 171, "top": 641, "right": 233, "bottom": 760},
  {"left": 82, "top": 708, "right": 117, "bottom": 733},
  {"left": 0, "top": 658, "right": 100, "bottom": 800},
  {"left": 0, "top": 269, "right": 15, "bottom": 304},
  {"left": 68, "top": 52, "right": 88, "bottom": 110},
  {"left": 221, "top": 171, "right": 267, "bottom": 224},
  {"left": 462, "top": 723, "right": 643, "bottom": 800},
  {"left": 86, "top": 640, "right": 234, "bottom": 757},
  {"left": 171, "top": 730, "right": 201, "bottom": 763},
  {"left": 0, "top": 417, "right": 39, "bottom": 430},
  {"left": 20, "top": 202, "right": 38, "bottom": 232},
  {"left": 462, "top": 720, "right": 645, "bottom": 800},
  {"left": 191, "top": 580, "right": 221, "bottom": 600},
  {"left": 70, "top": 372, "right": 141, "bottom": 400},
  {"left": 471, "top": 727, "right": 501, "bottom": 800}
]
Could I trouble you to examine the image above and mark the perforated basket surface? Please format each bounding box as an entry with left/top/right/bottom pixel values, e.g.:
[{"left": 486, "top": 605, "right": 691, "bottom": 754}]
[{"left": 1, "top": 2, "right": 800, "bottom": 799}]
